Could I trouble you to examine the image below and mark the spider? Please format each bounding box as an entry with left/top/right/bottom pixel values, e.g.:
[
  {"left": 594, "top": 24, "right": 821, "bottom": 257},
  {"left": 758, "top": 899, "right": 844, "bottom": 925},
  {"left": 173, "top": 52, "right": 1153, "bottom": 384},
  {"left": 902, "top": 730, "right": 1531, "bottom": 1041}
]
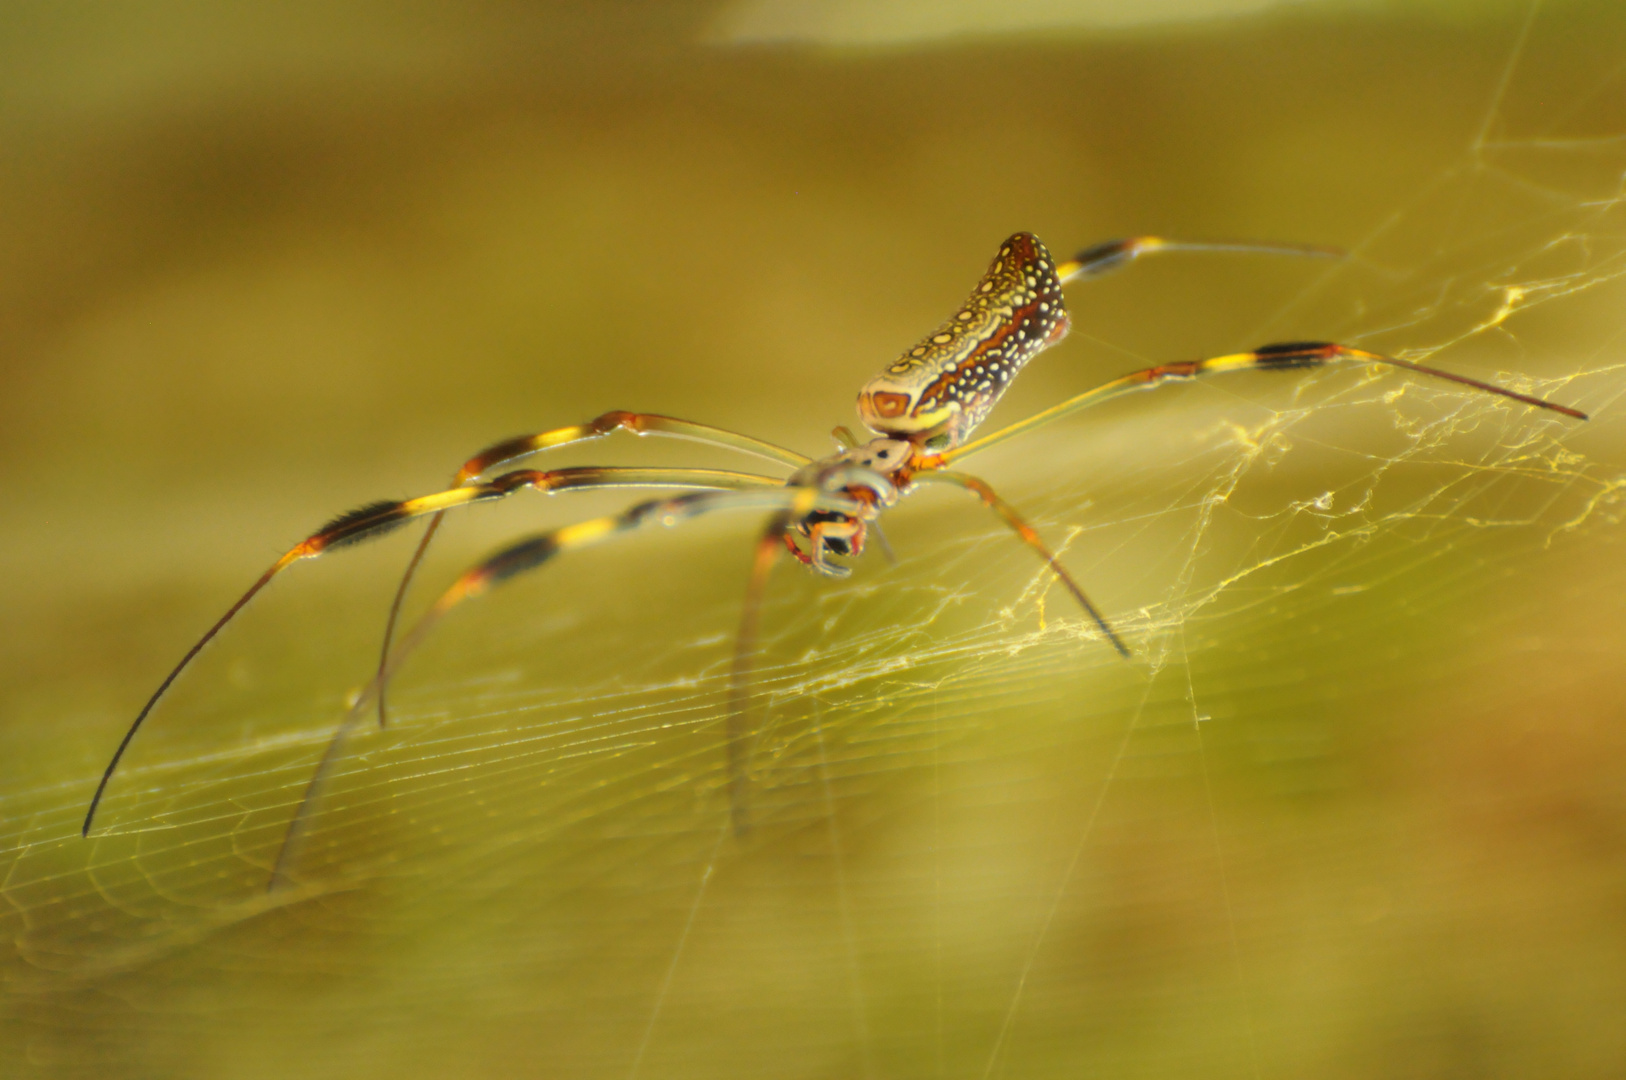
[{"left": 81, "top": 232, "right": 1587, "bottom": 887}]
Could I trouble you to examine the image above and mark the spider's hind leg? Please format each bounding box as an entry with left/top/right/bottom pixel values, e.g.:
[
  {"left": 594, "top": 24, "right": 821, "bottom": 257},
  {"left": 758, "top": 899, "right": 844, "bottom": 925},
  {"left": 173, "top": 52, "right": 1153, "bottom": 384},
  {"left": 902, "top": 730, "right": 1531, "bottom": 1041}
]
[
  {"left": 1056, "top": 236, "right": 1341, "bottom": 282},
  {"left": 939, "top": 341, "right": 1587, "bottom": 466}
]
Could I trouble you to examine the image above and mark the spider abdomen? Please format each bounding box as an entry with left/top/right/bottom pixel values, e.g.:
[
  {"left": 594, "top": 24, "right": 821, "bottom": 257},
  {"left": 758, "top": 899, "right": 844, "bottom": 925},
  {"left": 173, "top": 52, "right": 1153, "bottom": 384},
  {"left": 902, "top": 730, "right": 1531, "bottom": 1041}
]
[{"left": 858, "top": 232, "right": 1070, "bottom": 448}]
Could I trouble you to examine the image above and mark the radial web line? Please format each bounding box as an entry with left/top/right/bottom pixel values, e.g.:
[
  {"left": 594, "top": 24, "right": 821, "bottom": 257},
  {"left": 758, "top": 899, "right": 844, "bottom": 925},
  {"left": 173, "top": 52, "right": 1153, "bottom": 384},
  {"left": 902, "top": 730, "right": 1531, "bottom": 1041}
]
[
  {"left": 979, "top": 673, "right": 1159, "bottom": 1080},
  {"left": 813, "top": 695, "right": 877, "bottom": 1079},
  {"left": 625, "top": 819, "right": 731, "bottom": 1080},
  {"left": 1471, "top": 0, "right": 1543, "bottom": 157},
  {"left": 1182, "top": 625, "right": 1263, "bottom": 1080}
]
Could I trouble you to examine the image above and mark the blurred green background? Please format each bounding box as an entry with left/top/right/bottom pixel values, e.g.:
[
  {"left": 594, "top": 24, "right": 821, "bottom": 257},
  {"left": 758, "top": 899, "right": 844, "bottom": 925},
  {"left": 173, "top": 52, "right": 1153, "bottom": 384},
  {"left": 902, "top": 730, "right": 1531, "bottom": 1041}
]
[{"left": 2, "top": 1, "right": 1624, "bottom": 1077}]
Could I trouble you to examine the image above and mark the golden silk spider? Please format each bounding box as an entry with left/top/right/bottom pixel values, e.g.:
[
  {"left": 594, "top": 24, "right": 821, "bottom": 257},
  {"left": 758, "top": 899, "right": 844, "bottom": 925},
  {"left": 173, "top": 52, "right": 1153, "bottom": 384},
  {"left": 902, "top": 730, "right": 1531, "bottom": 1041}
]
[{"left": 82, "top": 232, "right": 1588, "bottom": 887}]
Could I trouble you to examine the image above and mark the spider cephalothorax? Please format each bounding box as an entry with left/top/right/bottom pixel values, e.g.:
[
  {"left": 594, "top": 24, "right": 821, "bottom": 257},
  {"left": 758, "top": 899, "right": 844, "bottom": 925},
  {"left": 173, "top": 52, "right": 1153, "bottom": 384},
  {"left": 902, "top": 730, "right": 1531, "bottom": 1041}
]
[
  {"left": 83, "top": 230, "right": 1586, "bottom": 887},
  {"left": 782, "top": 437, "right": 912, "bottom": 575}
]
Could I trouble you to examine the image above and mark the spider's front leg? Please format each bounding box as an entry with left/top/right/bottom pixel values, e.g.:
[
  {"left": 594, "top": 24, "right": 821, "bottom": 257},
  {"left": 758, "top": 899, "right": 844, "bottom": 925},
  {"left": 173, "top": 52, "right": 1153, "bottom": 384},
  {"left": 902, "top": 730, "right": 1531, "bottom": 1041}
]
[
  {"left": 377, "top": 412, "right": 814, "bottom": 728},
  {"left": 81, "top": 465, "right": 785, "bottom": 838},
  {"left": 269, "top": 485, "right": 864, "bottom": 888}
]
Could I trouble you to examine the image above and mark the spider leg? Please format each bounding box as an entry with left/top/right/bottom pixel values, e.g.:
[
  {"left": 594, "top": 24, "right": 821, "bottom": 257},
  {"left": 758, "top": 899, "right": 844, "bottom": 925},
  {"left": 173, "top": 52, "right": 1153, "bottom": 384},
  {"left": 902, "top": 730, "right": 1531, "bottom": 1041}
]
[
  {"left": 82, "top": 466, "right": 782, "bottom": 837},
  {"left": 914, "top": 470, "right": 1129, "bottom": 658},
  {"left": 1055, "top": 237, "right": 1342, "bottom": 282},
  {"left": 456, "top": 412, "right": 812, "bottom": 480},
  {"left": 269, "top": 485, "right": 854, "bottom": 889},
  {"left": 937, "top": 340, "right": 1588, "bottom": 465},
  {"left": 377, "top": 412, "right": 812, "bottom": 730},
  {"left": 868, "top": 521, "right": 898, "bottom": 565},
  {"left": 727, "top": 517, "right": 789, "bottom": 836},
  {"left": 721, "top": 472, "right": 897, "bottom": 833}
]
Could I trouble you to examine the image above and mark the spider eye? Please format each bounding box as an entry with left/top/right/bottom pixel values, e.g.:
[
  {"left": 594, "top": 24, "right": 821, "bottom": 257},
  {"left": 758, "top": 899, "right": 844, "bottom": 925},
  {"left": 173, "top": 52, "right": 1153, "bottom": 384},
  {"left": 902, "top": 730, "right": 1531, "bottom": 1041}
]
[{"left": 876, "top": 449, "right": 890, "bottom": 459}]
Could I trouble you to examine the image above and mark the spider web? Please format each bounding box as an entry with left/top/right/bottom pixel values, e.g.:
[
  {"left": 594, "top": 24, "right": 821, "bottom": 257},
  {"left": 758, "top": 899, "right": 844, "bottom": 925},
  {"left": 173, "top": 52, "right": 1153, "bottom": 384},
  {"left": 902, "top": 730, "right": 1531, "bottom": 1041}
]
[{"left": 4, "top": 6, "right": 1626, "bottom": 1078}]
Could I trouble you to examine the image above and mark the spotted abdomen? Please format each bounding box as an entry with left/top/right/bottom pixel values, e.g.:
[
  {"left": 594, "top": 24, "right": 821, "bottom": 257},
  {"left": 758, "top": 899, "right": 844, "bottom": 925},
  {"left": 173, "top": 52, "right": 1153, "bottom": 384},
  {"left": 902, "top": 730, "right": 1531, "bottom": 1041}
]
[{"left": 857, "top": 232, "right": 1070, "bottom": 448}]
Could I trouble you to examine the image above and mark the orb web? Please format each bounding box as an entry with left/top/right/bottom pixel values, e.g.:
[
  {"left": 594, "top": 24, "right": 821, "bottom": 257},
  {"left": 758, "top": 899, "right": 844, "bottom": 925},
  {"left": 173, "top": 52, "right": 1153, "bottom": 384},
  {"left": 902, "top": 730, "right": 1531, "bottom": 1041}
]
[{"left": 4, "top": 12, "right": 1626, "bottom": 1079}]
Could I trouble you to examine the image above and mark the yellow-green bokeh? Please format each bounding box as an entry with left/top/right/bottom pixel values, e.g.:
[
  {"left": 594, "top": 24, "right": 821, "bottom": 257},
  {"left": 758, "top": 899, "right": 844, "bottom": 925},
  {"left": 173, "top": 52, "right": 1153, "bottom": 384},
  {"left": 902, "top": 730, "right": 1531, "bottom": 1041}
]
[{"left": 2, "top": 2, "right": 1624, "bottom": 1078}]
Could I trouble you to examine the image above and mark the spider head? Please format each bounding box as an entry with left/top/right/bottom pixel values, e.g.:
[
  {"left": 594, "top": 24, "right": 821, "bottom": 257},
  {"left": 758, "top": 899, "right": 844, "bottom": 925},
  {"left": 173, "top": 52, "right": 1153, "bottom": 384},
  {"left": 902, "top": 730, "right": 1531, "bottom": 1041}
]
[
  {"left": 793, "top": 438, "right": 913, "bottom": 489},
  {"left": 783, "top": 438, "right": 911, "bottom": 577}
]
